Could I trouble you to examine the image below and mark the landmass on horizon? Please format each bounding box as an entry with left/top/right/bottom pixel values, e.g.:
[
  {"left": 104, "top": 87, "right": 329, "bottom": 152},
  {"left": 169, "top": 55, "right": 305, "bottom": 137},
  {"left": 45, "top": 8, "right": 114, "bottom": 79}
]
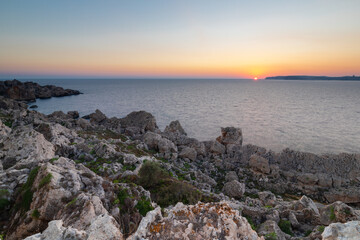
[{"left": 265, "top": 75, "right": 360, "bottom": 81}]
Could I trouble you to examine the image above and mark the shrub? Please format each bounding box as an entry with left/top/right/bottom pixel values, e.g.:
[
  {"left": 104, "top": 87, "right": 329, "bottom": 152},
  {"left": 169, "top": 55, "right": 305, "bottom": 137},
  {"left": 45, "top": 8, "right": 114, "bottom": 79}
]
[
  {"left": 17, "top": 167, "right": 40, "bottom": 212},
  {"left": 31, "top": 209, "right": 40, "bottom": 219},
  {"left": 138, "top": 161, "right": 202, "bottom": 207},
  {"left": 135, "top": 197, "right": 154, "bottom": 216},
  {"left": 117, "top": 188, "right": 130, "bottom": 206},
  {"left": 243, "top": 215, "right": 256, "bottom": 230},
  {"left": 39, "top": 173, "right": 52, "bottom": 188},
  {"left": 0, "top": 198, "right": 10, "bottom": 211},
  {"left": 278, "top": 219, "right": 293, "bottom": 236},
  {"left": 138, "top": 161, "right": 169, "bottom": 188},
  {"left": 66, "top": 197, "right": 77, "bottom": 207},
  {"left": 49, "top": 157, "right": 59, "bottom": 163},
  {"left": 22, "top": 167, "right": 40, "bottom": 191},
  {"left": 318, "top": 225, "right": 325, "bottom": 233},
  {"left": 329, "top": 206, "right": 336, "bottom": 221},
  {"left": 264, "top": 232, "right": 277, "bottom": 240}
]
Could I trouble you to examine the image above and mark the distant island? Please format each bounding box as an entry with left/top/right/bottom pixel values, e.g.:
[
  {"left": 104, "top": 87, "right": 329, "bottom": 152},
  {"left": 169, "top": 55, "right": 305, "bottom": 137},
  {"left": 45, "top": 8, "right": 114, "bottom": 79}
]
[{"left": 265, "top": 75, "right": 360, "bottom": 81}]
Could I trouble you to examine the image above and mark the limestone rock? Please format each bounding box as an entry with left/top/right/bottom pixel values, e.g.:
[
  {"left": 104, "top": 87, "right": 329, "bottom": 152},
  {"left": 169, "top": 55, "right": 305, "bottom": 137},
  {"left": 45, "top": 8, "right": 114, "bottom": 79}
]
[
  {"left": 322, "top": 221, "right": 360, "bottom": 240},
  {"left": 257, "top": 220, "right": 290, "bottom": 240},
  {"left": 178, "top": 147, "right": 197, "bottom": 161},
  {"left": 120, "top": 111, "right": 158, "bottom": 133},
  {"left": 164, "top": 120, "right": 187, "bottom": 136},
  {"left": 217, "top": 126, "right": 243, "bottom": 146},
  {"left": 225, "top": 171, "right": 239, "bottom": 182},
  {"left": 206, "top": 140, "right": 226, "bottom": 155},
  {"left": 223, "top": 180, "right": 245, "bottom": 199},
  {"left": 88, "top": 109, "right": 107, "bottom": 124},
  {"left": 0, "top": 125, "right": 55, "bottom": 170},
  {"left": 258, "top": 191, "right": 277, "bottom": 207},
  {"left": 249, "top": 154, "right": 270, "bottom": 174},
  {"left": 131, "top": 201, "right": 263, "bottom": 240}
]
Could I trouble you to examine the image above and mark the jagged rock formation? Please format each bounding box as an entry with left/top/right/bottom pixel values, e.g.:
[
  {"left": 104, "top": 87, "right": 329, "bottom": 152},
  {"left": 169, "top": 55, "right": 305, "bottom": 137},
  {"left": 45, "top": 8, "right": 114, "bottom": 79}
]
[
  {"left": 0, "top": 79, "right": 81, "bottom": 102},
  {"left": 0, "top": 92, "right": 360, "bottom": 240},
  {"left": 131, "top": 202, "right": 263, "bottom": 240}
]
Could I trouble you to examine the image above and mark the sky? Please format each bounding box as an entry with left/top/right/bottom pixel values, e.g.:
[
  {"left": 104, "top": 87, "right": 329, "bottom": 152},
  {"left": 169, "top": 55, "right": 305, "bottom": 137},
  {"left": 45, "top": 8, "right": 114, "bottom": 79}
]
[{"left": 0, "top": 0, "right": 359, "bottom": 79}]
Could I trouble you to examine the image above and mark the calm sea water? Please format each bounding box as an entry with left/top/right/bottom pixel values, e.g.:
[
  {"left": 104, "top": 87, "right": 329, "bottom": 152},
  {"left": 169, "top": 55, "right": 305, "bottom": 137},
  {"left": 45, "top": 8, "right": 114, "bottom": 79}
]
[{"left": 28, "top": 79, "right": 360, "bottom": 154}]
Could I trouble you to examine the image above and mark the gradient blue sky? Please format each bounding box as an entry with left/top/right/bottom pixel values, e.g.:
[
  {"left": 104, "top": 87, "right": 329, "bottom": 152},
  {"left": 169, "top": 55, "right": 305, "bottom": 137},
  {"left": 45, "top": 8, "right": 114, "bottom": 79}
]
[{"left": 0, "top": 0, "right": 359, "bottom": 78}]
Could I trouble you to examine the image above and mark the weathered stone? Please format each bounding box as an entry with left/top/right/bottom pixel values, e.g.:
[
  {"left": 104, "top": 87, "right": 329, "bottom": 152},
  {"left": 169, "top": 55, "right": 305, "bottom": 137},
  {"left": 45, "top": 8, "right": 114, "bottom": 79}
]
[
  {"left": 164, "top": 120, "right": 187, "bottom": 136},
  {"left": 206, "top": 140, "right": 226, "bottom": 155},
  {"left": 257, "top": 220, "right": 289, "bottom": 240},
  {"left": 131, "top": 202, "right": 263, "bottom": 240},
  {"left": 217, "top": 127, "right": 243, "bottom": 146},
  {"left": 225, "top": 171, "right": 239, "bottom": 182},
  {"left": 258, "top": 191, "right": 277, "bottom": 207},
  {"left": 249, "top": 154, "right": 270, "bottom": 174},
  {"left": 178, "top": 147, "right": 197, "bottom": 161},
  {"left": 120, "top": 111, "right": 158, "bottom": 133},
  {"left": 89, "top": 109, "right": 107, "bottom": 124},
  {"left": 322, "top": 221, "right": 360, "bottom": 240},
  {"left": 223, "top": 180, "right": 245, "bottom": 199},
  {"left": 297, "top": 173, "right": 318, "bottom": 185},
  {"left": 0, "top": 125, "right": 55, "bottom": 170}
]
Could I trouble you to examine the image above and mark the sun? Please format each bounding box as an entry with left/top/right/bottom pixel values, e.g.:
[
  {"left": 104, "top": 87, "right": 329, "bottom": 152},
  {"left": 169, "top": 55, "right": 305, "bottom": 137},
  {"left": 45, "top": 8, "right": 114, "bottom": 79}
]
[{"left": 254, "top": 77, "right": 258, "bottom": 81}]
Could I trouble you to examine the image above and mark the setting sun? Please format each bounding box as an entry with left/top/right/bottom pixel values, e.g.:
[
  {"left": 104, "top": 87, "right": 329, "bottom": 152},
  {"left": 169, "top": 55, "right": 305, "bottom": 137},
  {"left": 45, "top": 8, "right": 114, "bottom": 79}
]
[{"left": 254, "top": 77, "right": 258, "bottom": 81}]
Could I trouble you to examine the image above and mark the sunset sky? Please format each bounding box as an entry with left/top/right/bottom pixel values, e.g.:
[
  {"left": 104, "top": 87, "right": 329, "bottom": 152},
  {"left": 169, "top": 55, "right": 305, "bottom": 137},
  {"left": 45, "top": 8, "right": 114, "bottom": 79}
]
[{"left": 0, "top": 0, "right": 359, "bottom": 79}]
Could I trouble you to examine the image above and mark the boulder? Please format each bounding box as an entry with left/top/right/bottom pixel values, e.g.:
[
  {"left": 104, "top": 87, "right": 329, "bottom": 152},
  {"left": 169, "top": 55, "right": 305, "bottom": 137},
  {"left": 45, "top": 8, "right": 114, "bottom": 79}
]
[
  {"left": 164, "top": 120, "right": 187, "bottom": 136},
  {"left": 67, "top": 111, "right": 79, "bottom": 119},
  {"left": 249, "top": 154, "right": 270, "bottom": 174},
  {"left": 320, "top": 201, "right": 360, "bottom": 225},
  {"left": 225, "top": 171, "right": 239, "bottom": 182},
  {"left": 143, "top": 132, "right": 162, "bottom": 149},
  {"left": 222, "top": 180, "right": 246, "bottom": 199},
  {"left": 257, "top": 220, "right": 289, "bottom": 240},
  {"left": 88, "top": 109, "right": 107, "bottom": 124},
  {"left": 205, "top": 140, "right": 226, "bottom": 155},
  {"left": 217, "top": 127, "right": 243, "bottom": 146},
  {"left": 258, "top": 191, "right": 277, "bottom": 207},
  {"left": 143, "top": 132, "right": 177, "bottom": 158},
  {"left": 178, "top": 147, "right": 197, "bottom": 161},
  {"left": 322, "top": 221, "right": 360, "bottom": 240},
  {"left": 131, "top": 202, "right": 263, "bottom": 240},
  {"left": 0, "top": 125, "right": 55, "bottom": 170},
  {"left": 120, "top": 111, "right": 158, "bottom": 133}
]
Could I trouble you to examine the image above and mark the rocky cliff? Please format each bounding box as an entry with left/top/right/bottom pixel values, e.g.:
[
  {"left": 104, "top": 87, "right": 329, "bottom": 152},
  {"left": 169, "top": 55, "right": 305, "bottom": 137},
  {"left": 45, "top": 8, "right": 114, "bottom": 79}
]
[{"left": 0, "top": 93, "right": 359, "bottom": 240}]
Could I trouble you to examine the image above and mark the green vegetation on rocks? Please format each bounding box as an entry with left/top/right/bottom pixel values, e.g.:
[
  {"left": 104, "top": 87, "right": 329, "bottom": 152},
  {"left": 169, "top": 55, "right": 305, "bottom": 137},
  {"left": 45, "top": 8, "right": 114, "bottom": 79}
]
[
  {"left": 31, "top": 209, "right": 40, "bottom": 219},
  {"left": 16, "top": 166, "right": 40, "bottom": 212},
  {"left": 278, "top": 219, "right": 293, "bottom": 236},
  {"left": 264, "top": 232, "right": 277, "bottom": 240},
  {"left": 135, "top": 197, "right": 154, "bottom": 216},
  {"left": 138, "top": 161, "right": 204, "bottom": 207},
  {"left": 38, "top": 173, "right": 52, "bottom": 188}
]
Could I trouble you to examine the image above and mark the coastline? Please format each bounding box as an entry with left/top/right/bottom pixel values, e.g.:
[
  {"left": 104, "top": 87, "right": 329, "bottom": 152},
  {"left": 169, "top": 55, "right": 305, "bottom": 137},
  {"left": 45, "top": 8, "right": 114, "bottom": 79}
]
[{"left": 0, "top": 83, "right": 359, "bottom": 239}]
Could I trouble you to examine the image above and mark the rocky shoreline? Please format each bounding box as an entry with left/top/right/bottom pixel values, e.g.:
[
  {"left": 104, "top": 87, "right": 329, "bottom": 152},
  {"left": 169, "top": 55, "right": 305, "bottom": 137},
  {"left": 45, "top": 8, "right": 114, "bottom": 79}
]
[
  {"left": 0, "top": 80, "right": 81, "bottom": 102},
  {"left": 0, "top": 89, "right": 360, "bottom": 239}
]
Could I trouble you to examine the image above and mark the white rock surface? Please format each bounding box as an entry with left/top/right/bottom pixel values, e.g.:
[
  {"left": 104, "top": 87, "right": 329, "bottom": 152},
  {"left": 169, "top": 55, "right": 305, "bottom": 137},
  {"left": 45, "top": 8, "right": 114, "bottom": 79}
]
[{"left": 322, "top": 221, "right": 360, "bottom": 240}]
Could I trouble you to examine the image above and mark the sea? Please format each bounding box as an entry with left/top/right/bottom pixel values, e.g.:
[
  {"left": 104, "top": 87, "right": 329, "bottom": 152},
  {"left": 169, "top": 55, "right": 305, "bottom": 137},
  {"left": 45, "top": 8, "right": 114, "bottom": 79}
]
[{"left": 27, "top": 78, "right": 360, "bottom": 155}]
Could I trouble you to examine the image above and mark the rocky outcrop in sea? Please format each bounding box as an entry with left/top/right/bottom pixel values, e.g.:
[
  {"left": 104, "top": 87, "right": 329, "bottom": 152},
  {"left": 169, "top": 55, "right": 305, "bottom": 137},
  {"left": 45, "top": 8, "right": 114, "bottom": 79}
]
[
  {"left": 0, "top": 87, "right": 359, "bottom": 239},
  {"left": 0, "top": 80, "right": 81, "bottom": 102}
]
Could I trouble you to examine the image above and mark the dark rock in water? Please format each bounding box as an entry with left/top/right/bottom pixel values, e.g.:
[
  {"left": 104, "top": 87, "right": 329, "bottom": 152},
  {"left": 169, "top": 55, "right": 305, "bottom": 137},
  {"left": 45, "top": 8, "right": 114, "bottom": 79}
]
[
  {"left": 120, "top": 111, "right": 158, "bottom": 133},
  {"left": 0, "top": 79, "right": 82, "bottom": 102},
  {"left": 29, "top": 105, "right": 38, "bottom": 109}
]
